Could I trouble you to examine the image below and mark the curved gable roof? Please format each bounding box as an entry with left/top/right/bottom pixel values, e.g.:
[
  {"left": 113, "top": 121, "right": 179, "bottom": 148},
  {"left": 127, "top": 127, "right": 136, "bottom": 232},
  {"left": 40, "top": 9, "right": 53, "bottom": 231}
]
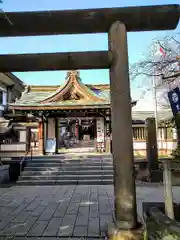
[{"left": 41, "top": 70, "right": 105, "bottom": 104}]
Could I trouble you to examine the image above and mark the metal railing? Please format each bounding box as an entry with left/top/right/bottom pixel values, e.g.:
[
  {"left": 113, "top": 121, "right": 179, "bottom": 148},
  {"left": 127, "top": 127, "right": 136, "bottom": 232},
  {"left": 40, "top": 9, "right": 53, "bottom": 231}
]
[{"left": 19, "top": 143, "right": 33, "bottom": 173}]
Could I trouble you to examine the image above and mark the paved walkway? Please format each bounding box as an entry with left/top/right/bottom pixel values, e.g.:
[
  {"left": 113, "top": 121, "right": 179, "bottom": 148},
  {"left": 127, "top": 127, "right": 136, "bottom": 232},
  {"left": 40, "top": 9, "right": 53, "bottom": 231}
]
[{"left": 0, "top": 185, "right": 180, "bottom": 239}]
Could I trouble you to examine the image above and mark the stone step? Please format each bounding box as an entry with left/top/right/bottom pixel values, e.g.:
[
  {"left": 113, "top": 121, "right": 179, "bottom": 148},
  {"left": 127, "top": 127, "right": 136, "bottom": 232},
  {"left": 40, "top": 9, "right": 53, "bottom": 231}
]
[
  {"left": 16, "top": 179, "right": 113, "bottom": 185},
  {"left": 25, "top": 165, "right": 113, "bottom": 171},
  {"left": 19, "top": 174, "right": 113, "bottom": 181},
  {"left": 26, "top": 161, "right": 113, "bottom": 167},
  {"left": 26, "top": 159, "right": 113, "bottom": 164},
  {"left": 27, "top": 155, "right": 112, "bottom": 160},
  {"left": 18, "top": 155, "right": 114, "bottom": 186},
  {"left": 21, "top": 169, "right": 113, "bottom": 176}
]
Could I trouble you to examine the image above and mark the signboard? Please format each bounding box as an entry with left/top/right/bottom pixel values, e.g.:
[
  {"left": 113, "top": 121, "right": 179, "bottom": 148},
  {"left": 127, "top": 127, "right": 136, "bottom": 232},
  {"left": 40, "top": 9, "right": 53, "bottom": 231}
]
[
  {"left": 168, "top": 87, "right": 180, "bottom": 116},
  {"left": 46, "top": 138, "right": 56, "bottom": 153},
  {"left": 96, "top": 118, "right": 105, "bottom": 143}
]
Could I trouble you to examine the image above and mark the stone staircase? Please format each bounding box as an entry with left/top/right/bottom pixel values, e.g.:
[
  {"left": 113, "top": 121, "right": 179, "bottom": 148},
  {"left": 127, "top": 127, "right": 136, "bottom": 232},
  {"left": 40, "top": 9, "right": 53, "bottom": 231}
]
[
  {"left": 17, "top": 154, "right": 113, "bottom": 185},
  {"left": 58, "top": 140, "right": 97, "bottom": 153}
]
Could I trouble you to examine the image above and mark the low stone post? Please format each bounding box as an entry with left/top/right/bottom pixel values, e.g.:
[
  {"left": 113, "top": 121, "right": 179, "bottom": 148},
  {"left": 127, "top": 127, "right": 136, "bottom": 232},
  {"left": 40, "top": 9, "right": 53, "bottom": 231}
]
[
  {"left": 163, "top": 160, "right": 174, "bottom": 220},
  {"left": 146, "top": 118, "right": 159, "bottom": 175}
]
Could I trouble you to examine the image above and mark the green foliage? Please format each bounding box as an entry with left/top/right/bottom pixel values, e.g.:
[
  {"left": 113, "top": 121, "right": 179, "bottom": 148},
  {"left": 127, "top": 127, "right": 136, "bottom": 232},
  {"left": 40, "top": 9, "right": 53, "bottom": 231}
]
[
  {"left": 175, "top": 113, "right": 180, "bottom": 127},
  {"left": 171, "top": 144, "right": 180, "bottom": 159}
]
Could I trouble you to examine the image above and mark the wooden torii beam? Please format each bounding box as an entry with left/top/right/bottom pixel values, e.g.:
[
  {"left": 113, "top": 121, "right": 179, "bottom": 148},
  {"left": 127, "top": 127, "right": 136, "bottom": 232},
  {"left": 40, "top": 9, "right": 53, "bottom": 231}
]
[
  {"left": 0, "top": 51, "right": 110, "bottom": 72},
  {"left": 0, "top": 4, "right": 179, "bottom": 37}
]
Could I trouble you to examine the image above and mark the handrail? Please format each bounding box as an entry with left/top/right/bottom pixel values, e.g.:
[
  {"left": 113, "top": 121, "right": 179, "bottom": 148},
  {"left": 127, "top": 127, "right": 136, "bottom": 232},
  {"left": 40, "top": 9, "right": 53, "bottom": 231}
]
[
  {"left": 19, "top": 150, "right": 28, "bottom": 173},
  {"left": 19, "top": 143, "right": 33, "bottom": 173}
]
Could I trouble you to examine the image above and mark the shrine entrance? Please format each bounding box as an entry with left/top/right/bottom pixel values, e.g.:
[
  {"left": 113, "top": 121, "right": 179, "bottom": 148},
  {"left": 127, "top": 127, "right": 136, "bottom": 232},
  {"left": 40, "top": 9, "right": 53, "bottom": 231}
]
[{"left": 56, "top": 117, "right": 97, "bottom": 153}]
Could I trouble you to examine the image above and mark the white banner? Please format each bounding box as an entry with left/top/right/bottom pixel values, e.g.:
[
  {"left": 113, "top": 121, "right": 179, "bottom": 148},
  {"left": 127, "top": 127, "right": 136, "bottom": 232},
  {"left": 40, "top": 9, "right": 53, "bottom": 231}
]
[
  {"left": 96, "top": 118, "right": 105, "bottom": 143},
  {"left": 46, "top": 138, "right": 56, "bottom": 153}
]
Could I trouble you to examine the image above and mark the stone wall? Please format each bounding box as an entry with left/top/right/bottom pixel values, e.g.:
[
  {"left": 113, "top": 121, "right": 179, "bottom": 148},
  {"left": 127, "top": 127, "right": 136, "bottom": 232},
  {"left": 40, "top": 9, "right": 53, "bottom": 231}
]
[
  {"left": 0, "top": 165, "right": 9, "bottom": 183},
  {"left": 0, "top": 124, "right": 30, "bottom": 157},
  {"left": 143, "top": 203, "right": 180, "bottom": 239}
]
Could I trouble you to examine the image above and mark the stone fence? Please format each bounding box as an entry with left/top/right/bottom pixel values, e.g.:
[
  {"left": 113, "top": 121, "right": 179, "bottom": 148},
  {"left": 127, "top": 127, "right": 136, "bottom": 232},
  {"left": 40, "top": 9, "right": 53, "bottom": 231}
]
[
  {"left": 144, "top": 205, "right": 180, "bottom": 239},
  {"left": 143, "top": 160, "right": 180, "bottom": 239}
]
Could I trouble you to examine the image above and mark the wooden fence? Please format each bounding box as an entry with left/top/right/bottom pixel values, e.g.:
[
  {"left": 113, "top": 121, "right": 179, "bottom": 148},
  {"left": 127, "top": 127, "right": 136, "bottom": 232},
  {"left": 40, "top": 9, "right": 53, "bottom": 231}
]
[{"left": 132, "top": 125, "right": 174, "bottom": 141}]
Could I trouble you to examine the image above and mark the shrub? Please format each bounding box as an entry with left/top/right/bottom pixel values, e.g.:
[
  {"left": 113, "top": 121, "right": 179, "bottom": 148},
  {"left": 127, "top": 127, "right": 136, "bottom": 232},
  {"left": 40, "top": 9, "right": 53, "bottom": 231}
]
[{"left": 171, "top": 144, "right": 180, "bottom": 160}]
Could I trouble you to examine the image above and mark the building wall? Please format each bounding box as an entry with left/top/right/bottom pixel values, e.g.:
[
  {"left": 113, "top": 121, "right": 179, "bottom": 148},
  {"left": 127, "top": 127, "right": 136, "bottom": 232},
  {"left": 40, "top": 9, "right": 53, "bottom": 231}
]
[
  {"left": 133, "top": 140, "right": 176, "bottom": 157},
  {"left": 0, "top": 73, "right": 24, "bottom": 118},
  {"left": 0, "top": 125, "right": 28, "bottom": 155}
]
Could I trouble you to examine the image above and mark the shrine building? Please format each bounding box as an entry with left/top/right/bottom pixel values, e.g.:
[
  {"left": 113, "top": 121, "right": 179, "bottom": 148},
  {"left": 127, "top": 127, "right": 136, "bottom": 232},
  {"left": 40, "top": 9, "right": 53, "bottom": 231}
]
[{"left": 8, "top": 70, "right": 137, "bottom": 154}]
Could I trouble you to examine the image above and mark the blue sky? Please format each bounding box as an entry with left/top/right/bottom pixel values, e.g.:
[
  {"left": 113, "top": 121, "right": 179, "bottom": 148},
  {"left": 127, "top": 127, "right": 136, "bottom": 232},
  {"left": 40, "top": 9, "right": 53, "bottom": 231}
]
[{"left": 0, "top": 0, "right": 179, "bottom": 99}]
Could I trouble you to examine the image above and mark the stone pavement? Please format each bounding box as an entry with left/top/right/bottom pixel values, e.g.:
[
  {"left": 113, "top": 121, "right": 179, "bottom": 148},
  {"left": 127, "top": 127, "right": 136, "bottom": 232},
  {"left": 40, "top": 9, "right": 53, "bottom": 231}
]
[{"left": 0, "top": 185, "right": 180, "bottom": 239}]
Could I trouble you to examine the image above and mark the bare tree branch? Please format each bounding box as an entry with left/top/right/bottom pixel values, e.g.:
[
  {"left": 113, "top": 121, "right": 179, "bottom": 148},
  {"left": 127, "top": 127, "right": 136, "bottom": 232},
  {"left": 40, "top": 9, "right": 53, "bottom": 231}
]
[{"left": 130, "top": 33, "right": 180, "bottom": 105}]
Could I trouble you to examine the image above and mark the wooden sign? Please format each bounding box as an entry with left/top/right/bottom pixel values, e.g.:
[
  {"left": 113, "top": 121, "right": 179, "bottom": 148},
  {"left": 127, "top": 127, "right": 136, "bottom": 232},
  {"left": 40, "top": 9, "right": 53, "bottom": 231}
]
[{"left": 46, "top": 138, "right": 56, "bottom": 153}]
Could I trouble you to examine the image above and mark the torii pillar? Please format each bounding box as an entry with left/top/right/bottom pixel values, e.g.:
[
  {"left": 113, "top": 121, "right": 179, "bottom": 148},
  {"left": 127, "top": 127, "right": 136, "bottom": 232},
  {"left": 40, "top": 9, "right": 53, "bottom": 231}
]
[{"left": 108, "top": 21, "right": 138, "bottom": 234}]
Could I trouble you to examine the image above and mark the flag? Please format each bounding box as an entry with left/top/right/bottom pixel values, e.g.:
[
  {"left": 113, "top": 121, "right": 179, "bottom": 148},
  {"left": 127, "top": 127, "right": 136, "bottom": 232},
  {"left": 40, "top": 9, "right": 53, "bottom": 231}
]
[
  {"left": 168, "top": 87, "right": 180, "bottom": 115},
  {"left": 159, "top": 46, "right": 166, "bottom": 56},
  {"left": 153, "top": 43, "right": 166, "bottom": 57}
]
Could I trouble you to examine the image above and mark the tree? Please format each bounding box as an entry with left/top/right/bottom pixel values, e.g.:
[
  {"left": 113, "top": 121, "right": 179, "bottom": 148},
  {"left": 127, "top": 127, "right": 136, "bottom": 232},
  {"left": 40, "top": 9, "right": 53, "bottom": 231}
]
[
  {"left": 130, "top": 33, "right": 180, "bottom": 109},
  {"left": 130, "top": 33, "right": 180, "bottom": 144},
  {"left": 130, "top": 33, "right": 180, "bottom": 83}
]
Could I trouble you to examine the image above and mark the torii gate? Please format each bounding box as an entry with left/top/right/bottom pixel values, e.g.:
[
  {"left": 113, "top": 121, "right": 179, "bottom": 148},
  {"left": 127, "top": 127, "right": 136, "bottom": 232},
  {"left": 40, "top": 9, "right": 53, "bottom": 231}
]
[{"left": 0, "top": 4, "right": 179, "bottom": 238}]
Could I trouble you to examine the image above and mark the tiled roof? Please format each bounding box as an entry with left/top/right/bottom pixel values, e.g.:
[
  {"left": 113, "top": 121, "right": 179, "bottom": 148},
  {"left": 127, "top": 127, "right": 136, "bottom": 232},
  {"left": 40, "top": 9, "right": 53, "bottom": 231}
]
[
  {"left": 14, "top": 91, "right": 54, "bottom": 105},
  {"left": 131, "top": 110, "right": 173, "bottom": 122},
  {"left": 13, "top": 88, "right": 110, "bottom": 106},
  {"left": 11, "top": 71, "right": 111, "bottom": 108}
]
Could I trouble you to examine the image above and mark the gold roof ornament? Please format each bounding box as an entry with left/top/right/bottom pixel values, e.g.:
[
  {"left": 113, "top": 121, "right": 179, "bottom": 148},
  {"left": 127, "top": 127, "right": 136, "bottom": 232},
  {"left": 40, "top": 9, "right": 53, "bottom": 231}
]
[{"left": 66, "top": 70, "right": 80, "bottom": 79}]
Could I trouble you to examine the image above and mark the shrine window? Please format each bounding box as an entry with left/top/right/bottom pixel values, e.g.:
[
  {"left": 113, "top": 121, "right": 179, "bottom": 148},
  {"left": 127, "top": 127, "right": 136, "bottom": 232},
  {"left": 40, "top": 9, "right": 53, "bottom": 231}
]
[{"left": 30, "top": 128, "right": 39, "bottom": 147}]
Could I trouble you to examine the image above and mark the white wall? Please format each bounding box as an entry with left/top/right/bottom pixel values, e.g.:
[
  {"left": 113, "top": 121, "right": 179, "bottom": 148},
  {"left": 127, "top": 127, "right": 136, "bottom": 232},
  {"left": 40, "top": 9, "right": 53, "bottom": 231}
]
[
  {"left": 19, "top": 131, "right": 26, "bottom": 142},
  {"left": 133, "top": 140, "right": 176, "bottom": 151},
  {"left": 0, "top": 144, "right": 26, "bottom": 151}
]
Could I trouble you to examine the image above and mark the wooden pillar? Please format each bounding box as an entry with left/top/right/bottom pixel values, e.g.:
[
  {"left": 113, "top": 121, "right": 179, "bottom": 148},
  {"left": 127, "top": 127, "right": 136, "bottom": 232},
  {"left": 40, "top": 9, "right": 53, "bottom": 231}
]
[
  {"left": 146, "top": 118, "right": 159, "bottom": 171},
  {"left": 75, "top": 120, "right": 79, "bottom": 142},
  {"left": 38, "top": 119, "right": 44, "bottom": 155},
  {"left": 55, "top": 118, "right": 58, "bottom": 154},
  {"left": 43, "top": 120, "right": 48, "bottom": 154},
  {"left": 108, "top": 21, "right": 137, "bottom": 229}
]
